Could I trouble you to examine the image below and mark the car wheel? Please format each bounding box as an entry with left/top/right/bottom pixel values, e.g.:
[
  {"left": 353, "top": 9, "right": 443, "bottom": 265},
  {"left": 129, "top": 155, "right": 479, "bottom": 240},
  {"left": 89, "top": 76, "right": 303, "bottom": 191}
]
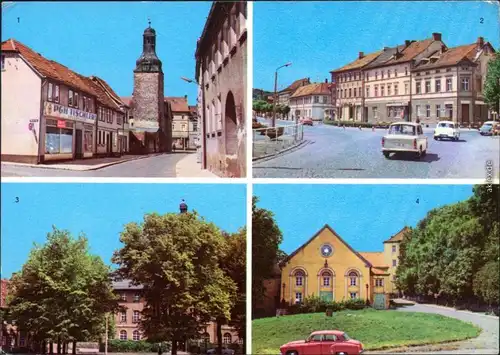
[
  {"left": 416, "top": 147, "right": 423, "bottom": 159},
  {"left": 286, "top": 351, "right": 298, "bottom": 355},
  {"left": 383, "top": 152, "right": 390, "bottom": 159},
  {"left": 434, "top": 136, "right": 438, "bottom": 141},
  {"left": 336, "top": 352, "right": 348, "bottom": 355}
]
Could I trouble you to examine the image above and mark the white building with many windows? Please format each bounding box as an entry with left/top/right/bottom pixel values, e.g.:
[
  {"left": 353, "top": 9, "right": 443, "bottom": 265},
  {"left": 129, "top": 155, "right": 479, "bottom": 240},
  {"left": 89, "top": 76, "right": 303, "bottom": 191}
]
[{"left": 289, "top": 82, "right": 334, "bottom": 121}]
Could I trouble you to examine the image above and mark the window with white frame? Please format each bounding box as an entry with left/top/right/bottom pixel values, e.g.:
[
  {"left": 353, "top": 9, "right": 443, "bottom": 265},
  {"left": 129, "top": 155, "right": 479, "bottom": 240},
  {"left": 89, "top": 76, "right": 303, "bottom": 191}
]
[
  {"left": 446, "top": 78, "right": 452, "bottom": 91},
  {"left": 425, "top": 81, "right": 431, "bottom": 93},
  {"left": 120, "top": 330, "right": 127, "bottom": 340},
  {"left": 435, "top": 79, "right": 441, "bottom": 92},
  {"left": 48, "top": 83, "right": 54, "bottom": 101},
  {"left": 416, "top": 105, "right": 421, "bottom": 117},
  {"left": 295, "top": 270, "right": 304, "bottom": 286},
  {"left": 374, "top": 85, "right": 378, "bottom": 97},
  {"left": 349, "top": 271, "right": 358, "bottom": 286},
  {"left": 404, "top": 82, "right": 409, "bottom": 94},
  {"left": 349, "top": 292, "right": 357, "bottom": 299},
  {"left": 223, "top": 333, "right": 232, "bottom": 344},
  {"left": 120, "top": 311, "right": 127, "bottom": 323},
  {"left": 68, "top": 90, "right": 74, "bottom": 107},
  {"left": 372, "top": 107, "right": 378, "bottom": 119},
  {"left": 1, "top": 55, "right": 5, "bottom": 70},
  {"left": 366, "top": 86, "right": 370, "bottom": 97},
  {"left": 295, "top": 292, "right": 303, "bottom": 304},
  {"left": 416, "top": 82, "right": 421, "bottom": 94},
  {"left": 133, "top": 310, "right": 140, "bottom": 323},
  {"left": 322, "top": 271, "right": 332, "bottom": 286},
  {"left": 445, "top": 104, "right": 453, "bottom": 118},
  {"left": 120, "top": 293, "right": 127, "bottom": 301},
  {"left": 461, "top": 77, "right": 470, "bottom": 91},
  {"left": 387, "top": 84, "right": 391, "bottom": 96},
  {"left": 380, "top": 85, "right": 385, "bottom": 96},
  {"left": 375, "top": 279, "right": 383, "bottom": 287},
  {"left": 394, "top": 84, "right": 398, "bottom": 95},
  {"left": 426, "top": 104, "right": 430, "bottom": 118},
  {"left": 392, "top": 245, "right": 396, "bottom": 253},
  {"left": 392, "top": 259, "right": 397, "bottom": 267},
  {"left": 436, "top": 104, "right": 441, "bottom": 118},
  {"left": 134, "top": 293, "right": 140, "bottom": 302},
  {"left": 133, "top": 330, "right": 140, "bottom": 341}
]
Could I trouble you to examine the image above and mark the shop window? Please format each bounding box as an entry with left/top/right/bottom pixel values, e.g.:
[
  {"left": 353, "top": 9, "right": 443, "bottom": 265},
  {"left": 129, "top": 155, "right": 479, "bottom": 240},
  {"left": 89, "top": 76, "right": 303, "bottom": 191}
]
[{"left": 45, "top": 126, "right": 73, "bottom": 154}]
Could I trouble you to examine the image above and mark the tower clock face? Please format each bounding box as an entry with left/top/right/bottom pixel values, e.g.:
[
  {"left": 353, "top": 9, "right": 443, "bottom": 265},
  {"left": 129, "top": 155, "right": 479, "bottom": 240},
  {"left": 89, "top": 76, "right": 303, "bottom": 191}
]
[{"left": 320, "top": 243, "right": 333, "bottom": 257}]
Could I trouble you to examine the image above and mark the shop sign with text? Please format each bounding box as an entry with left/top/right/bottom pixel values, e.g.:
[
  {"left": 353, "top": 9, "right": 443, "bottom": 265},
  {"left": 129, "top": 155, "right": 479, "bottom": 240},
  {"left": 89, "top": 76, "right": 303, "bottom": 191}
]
[{"left": 44, "top": 102, "right": 97, "bottom": 123}]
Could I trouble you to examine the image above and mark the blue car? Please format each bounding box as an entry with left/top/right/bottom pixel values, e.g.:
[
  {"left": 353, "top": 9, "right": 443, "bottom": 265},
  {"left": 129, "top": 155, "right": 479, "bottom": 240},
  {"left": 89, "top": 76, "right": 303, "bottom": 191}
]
[{"left": 479, "top": 121, "right": 496, "bottom": 136}]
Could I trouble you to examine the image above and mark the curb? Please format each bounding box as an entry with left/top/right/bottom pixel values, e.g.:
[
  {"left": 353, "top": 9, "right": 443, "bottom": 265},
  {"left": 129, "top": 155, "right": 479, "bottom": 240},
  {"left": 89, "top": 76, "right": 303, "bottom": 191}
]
[
  {"left": 252, "top": 139, "right": 309, "bottom": 163},
  {"left": 418, "top": 303, "right": 500, "bottom": 319},
  {"left": 2, "top": 153, "right": 166, "bottom": 172}
]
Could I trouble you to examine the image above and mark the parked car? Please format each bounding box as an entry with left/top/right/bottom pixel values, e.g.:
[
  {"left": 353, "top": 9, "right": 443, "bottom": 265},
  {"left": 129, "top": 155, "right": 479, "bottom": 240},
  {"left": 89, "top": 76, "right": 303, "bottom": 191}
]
[
  {"left": 493, "top": 122, "right": 500, "bottom": 136},
  {"left": 280, "top": 330, "right": 364, "bottom": 355},
  {"left": 207, "top": 347, "right": 234, "bottom": 355},
  {"left": 382, "top": 122, "right": 428, "bottom": 159},
  {"left": 300, "top": 117, "right": 313, "bottom": 126},
  {"left": 479, "top": 121, "right": 497, "bottom": 136},
  {"left": 434, "top": 121, "right": 460, "bottom": 141}
]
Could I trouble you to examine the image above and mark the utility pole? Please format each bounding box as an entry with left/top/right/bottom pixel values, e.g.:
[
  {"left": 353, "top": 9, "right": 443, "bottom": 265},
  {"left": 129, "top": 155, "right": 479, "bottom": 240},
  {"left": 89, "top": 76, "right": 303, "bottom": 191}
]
[{"left": 272, "top": 62, "right": 292, "bottom": 127}]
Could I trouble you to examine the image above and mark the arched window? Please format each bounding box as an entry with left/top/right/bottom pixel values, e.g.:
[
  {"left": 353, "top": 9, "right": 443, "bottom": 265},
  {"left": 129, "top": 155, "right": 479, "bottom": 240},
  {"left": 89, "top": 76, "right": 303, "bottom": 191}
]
[
  {"left": 223, "top": 333, "right": 232, "bottom": 344},
  {"left": 295, "top": 270, "right": 305, "bottom": 286},
  {"left": 348, "top": 271, "right": 359, "bottom": 286},
  {"left": 133, "top": 330, "right": 140, "bottom": 341},
  {"left": 119, "top": 330, "right": 127, "bottom": 340},
  {"left": 322, "top": 271, "right": 332, "bottom": 286}
]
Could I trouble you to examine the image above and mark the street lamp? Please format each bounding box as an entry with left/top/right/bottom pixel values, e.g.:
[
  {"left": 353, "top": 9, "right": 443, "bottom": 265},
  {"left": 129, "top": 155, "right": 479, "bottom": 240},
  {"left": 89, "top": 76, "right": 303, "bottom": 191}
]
[
  {"left": 180, "top": 76, "right": 202, "bottom": 160},
  {"left": 272, "top": 62, "right": 292, "bottom": 127}
]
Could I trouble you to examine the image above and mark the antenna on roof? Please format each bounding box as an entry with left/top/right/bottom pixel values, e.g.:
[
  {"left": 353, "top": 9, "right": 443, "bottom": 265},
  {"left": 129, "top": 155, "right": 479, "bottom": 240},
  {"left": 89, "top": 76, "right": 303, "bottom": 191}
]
[{"left": 148, "top": 17, "right": 151, "bottom": 28}]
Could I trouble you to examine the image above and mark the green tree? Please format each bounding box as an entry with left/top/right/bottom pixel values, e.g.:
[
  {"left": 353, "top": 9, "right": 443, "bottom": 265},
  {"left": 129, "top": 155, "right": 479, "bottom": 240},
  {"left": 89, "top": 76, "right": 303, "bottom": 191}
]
[
  {"left": 112, "top": 212, "right": 236, "bottom": 355},
  {"left": 484, "top": 53, "right": 500, "bottom": 114},
  {"left": 473, "top": 261, "right": 500, "bottom": 310},
  {"left": 252, "top": 196, "right": 283, "bottom": 317},
  {"left": 8, "top": 227, "right": 118, "bottom": 354}
]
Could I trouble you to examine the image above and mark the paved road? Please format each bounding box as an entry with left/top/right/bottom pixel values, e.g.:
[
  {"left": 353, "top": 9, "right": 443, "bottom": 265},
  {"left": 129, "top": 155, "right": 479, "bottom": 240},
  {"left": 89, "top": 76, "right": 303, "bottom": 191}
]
[
  {"left": 1, "top": 153, "right": 188, "bottom": 177},
  {"left": 253, "top": 123, "right": 500, "bottom": 179},
  {"left": 373, "top": 303, "right": 499, "bottom": 354}
]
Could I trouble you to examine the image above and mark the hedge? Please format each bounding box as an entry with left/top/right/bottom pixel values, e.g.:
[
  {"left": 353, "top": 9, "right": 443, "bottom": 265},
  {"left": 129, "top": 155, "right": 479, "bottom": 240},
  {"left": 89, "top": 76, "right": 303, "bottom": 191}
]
[
  {"left": 286, "top": 296, "right": 367, "bottom": 315},
  {"left": 99, "top": 340, "right": 171, "bottom": 353},
  {"left": 188, "top": 341, "right": 243, "bottom": 354},
  {"left": 324, "top": 120, "right": 390, "bottom": 129}
]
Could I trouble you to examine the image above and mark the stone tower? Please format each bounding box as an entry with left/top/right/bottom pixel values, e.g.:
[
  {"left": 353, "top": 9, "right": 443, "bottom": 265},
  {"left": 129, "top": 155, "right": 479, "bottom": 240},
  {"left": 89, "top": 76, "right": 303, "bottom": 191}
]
[{"left": 131, "top": 21, "right": 167, "bottom": 151}]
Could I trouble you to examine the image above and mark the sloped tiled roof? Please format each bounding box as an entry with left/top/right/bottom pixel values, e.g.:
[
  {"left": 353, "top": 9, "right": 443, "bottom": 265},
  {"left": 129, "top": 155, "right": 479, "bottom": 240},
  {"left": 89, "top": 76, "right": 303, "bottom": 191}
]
[
  {"left": 359, "top": 252, "right": 388, "bottom": 268},
  {"left": 364, "top": 44, "right": 408, "bottom": 69},
  {"left": 290, "top": 83, "right": 331, "bottom": 98},
  {"left": 2, "top": 39, "right": 97, "bottom": 96},
  {"left": 331, "top": 50, "right": 382, "bottom": 73},
  {"left": 82, "top": 76, "right": 121, "bottom": 110},
  {"left": 91, "top": 76, "right": 127, "bottom": 108},
  {"left": 383, "top": 226, "right": 410, "bottom": 243},
  {"left": 120, "top": 96, "right": 133, "bottom": 107},
  {"left": 414, "top": 43, "right": 479, "bottom": 71},
  {"left": 280, "top": 77, "right": 310, "bottom": 93},
  {"left": 372, "top": 38, "right": 436, "bottom": 69},
  {"left": 165, "top": 97, "right": 190, "bottom": 112}
]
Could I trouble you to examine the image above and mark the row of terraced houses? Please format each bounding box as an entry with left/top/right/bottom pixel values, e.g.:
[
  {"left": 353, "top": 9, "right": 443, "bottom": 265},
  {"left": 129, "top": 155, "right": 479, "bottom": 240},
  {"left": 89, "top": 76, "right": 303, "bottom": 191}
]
[{"left": 332, "top": 33, "right": 496, "bottom": 124}]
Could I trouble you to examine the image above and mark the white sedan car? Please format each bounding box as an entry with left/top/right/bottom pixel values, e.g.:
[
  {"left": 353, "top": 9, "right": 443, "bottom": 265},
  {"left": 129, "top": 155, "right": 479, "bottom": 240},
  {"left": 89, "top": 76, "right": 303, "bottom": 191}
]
[
  {"left": 382, "top": 122, "right": 428, "bottom": 159},
  {"left": 434, "top": 121, "right": 460, "bottom": 141}
]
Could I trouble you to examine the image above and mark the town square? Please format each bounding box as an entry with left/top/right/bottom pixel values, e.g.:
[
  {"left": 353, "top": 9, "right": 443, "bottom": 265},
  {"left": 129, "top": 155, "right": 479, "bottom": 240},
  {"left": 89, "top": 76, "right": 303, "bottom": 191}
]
[
  {"left": 1, "top": 1, "right": 247, "bottom": 178},
  {"left": 253, "top": 1, "right": 500, "bottom": 179}
]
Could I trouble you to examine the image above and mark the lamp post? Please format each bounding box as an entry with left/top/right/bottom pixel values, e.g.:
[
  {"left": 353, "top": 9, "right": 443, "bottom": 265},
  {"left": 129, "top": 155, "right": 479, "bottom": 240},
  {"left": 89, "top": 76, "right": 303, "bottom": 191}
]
[{"left": 272, "top": 62, "right": 292, "bottom": 127}]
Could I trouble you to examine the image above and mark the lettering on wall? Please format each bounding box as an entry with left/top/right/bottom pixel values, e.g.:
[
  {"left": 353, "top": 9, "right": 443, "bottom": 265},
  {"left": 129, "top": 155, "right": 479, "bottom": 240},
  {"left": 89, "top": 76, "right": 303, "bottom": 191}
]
[{"left": 44, "top": 102, "right": 97, "bottom": 122}]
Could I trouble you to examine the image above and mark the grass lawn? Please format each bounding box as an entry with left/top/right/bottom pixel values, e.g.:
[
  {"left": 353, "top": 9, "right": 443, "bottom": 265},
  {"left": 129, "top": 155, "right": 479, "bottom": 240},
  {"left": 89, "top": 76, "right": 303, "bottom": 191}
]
[{"left": 252, "top": 308, "right": 481, "bottom": 354}]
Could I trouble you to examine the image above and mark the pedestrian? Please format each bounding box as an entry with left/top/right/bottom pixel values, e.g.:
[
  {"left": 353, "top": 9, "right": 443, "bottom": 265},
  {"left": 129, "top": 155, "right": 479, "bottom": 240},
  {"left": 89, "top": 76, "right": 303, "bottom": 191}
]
[
  {"left": 158, "top": 343, "right": 163, "bottom": 355},
  {"left": 172, "top": 144, "right": 176, "bottom": 152}
]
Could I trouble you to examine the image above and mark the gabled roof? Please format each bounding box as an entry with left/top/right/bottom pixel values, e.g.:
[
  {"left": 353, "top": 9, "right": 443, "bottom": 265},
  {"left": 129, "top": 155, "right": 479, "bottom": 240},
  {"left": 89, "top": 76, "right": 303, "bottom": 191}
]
[
  {"left": 369, "top": 38, "right": 437, "bottom": 69},
  {"left": 84, "top": 76, "right": 123, "bottom": 111},
  {"left": 414, "top": 42, "right": 494, "bottom": 71},
  {"left": 280, "top": 224, "right": 372, "bottom": 268},
  {"left": 1, "top": 38, "right": 97, "bottom": 96},
  {"left": 383, "top": 226, "right": 410, "bottom": 243},
  {"left": 290, "top": 83, "right": 331, "bottom": 98},
  {"left": 120, "top": 96, "right": 133, "bottom": 108},
  {"left": 359, "top": 252, "right": 388, "bottom": 268},
  {"left": 279, "top": 77, "right": 310, "bottom": 94},
  {"left": 364, "top": 44, "right": 408, "bottom": 69},
  {"left": 91, "top": 76, "right": 127, "bottom": 109},
  {"left": 331, "top": 50, "right": 382, "bottom": 73},
  {"left": 165, "top": 97, "right": 190, "bottom": 112}
]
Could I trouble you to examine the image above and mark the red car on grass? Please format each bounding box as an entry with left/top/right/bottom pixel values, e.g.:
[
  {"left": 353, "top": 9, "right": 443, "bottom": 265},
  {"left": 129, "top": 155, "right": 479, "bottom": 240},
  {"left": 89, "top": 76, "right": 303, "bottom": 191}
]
[{"left": 280, "top": 330, "right": 364, "bottom": 355}]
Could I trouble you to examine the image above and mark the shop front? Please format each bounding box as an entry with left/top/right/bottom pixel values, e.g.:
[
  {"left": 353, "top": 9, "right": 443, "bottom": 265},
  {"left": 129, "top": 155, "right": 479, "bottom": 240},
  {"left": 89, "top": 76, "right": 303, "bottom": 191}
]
[
  {"left": 386, "top": 102, "right": 409, "bottom": 122},
  {"left": 42, "top": 102, "right": 97, "bottom": 162}
]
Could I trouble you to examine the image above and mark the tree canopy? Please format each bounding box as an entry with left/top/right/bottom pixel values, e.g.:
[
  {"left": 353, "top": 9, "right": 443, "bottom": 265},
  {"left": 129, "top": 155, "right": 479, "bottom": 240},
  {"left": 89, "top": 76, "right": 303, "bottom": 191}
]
[
  {"left": 395, "top": 185, "right": 499, "bottom": 309},
  {"left": 111, "top": 211, "right": 237, "bottom": 355},
  {"left": 252, "top": 196, "right": 283, "bottom": 317},
  {"left": 484, "top": 53, "right": 500, "bottom": 113},
  {"left": 8, "top": 227, "right": 118, "bottom": 350}
]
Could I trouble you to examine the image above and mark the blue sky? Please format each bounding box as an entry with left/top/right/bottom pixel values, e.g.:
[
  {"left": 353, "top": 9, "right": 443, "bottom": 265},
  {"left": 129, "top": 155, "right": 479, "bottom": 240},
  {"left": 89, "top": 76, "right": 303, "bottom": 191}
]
[
  {"left": 253, "top": 184, "right": 474, "bottom": 254},
  {"left": 254, "top": 1, "right": 500, "bottom": 90},
  {"left": 1, "top": 183, "right": 246, "bottom": 278},
  {"left": 1, "top": 1, "right": 212, "bottom": 104}
]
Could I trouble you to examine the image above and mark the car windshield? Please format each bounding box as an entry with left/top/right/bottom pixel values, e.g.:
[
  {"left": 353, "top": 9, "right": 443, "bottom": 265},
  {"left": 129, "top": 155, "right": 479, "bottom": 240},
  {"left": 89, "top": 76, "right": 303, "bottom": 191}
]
[
  {"left": 388, "top": 124, "right": 416, "bottom": 136},
  {"left": 482, "top": 124, "right": 493, "bottom": 128},
  {"left": 438, "top": 123, "right": 454, "bottom": 128},
  {"left": 343, "top": 333, "right": 351, "bottom": 340}
]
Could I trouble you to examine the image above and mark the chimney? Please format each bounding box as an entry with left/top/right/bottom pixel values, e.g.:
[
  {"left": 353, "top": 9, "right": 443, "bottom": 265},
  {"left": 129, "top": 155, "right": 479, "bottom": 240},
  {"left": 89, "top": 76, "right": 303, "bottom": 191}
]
[
  {"left": 405, "top": 40, "right": 411, "bottom": 47},
  {"left": 184, "top": 94, "right": 188, "bottom": 101},
  {"left": 325, "top": 78, "right": 328, "bottom": 83},
  {"left": 383, "top": 47, "right": 389, "bottom": 52},
  {"left": 358, "top": 51, "right": 364, "bottom": 59},
  {"left": 179, "top": 199, "right": 188, "bottom": 213},
  {"left": 432, "top": 32, "right": 442, "bottom": 41},
  {"left": 477, "top": 36, "right": 484, "bottom": 47}
]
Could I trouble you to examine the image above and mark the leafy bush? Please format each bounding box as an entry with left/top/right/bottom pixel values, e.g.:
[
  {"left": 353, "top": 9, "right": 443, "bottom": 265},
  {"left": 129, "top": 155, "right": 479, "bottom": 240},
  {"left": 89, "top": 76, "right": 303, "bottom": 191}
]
[
  {"left": 99, "top": 340, "right": 171, "bottom": 353},
  {"left": 287, "top": 296, "right": 367, "bottom": 314}
]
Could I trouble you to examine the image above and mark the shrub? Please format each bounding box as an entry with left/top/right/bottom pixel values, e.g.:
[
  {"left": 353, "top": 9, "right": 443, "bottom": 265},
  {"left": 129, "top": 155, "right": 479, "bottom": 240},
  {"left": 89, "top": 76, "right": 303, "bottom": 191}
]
[
  {"left": 99, "top": 340, "right": 171, "bottom": 353},
  {"left": 287, "top": 297, "right": 367, "bottom": 315}
]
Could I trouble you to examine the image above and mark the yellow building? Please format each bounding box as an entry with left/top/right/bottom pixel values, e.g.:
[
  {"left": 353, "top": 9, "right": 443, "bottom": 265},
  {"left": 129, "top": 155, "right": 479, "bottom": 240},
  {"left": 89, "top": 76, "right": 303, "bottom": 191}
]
[{"left": 279, "top": 225, "right": 407, "bottom": 309}]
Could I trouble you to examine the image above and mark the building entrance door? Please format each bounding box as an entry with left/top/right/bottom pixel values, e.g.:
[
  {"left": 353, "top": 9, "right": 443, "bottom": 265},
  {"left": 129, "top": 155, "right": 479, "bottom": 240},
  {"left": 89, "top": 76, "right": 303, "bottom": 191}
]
[
  {"left": 75, "top": 129, "right": 83, "bottom": 159},
  {"left": 461, "top": 104, "right": 470, "bottom": 124},
  {"left": 373, "top": 293, "right": 386, "bottom": 310}
]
